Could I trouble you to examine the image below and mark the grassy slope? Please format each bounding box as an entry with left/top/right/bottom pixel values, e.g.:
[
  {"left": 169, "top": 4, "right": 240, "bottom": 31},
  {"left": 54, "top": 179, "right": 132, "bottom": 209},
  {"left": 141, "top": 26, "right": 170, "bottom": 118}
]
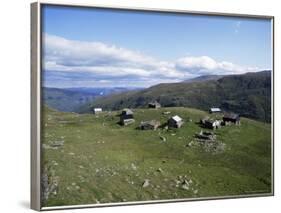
[{"left": 42, "top": 106, "right": 272, "bottom": 207}]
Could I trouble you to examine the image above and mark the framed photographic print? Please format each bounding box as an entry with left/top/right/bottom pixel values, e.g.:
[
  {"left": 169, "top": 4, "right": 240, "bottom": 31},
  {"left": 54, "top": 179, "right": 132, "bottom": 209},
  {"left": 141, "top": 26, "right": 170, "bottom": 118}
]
[{"left": 31, "top": 1, "right": 274, "bottom": 211}]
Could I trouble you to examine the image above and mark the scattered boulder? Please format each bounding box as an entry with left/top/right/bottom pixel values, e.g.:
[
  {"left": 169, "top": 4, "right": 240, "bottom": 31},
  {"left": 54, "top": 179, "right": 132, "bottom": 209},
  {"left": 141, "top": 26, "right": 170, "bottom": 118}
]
[
  {"left": 42, "top": 144, "right": 60, "bottom": 150},
  {"left": 156, "top": 168, "right": 163, "bottom": 173},
  {"left": 162, "top": 111, "right": 171, "bottom": 115},
  {"left": 181, "top": 182, "right": 190, "bottom": 190},
  {"left": 175, "top": 175, "right": 196, "bottom": 191},
  {"left": 51, "top": 140, "right": 64, "bottom": 147},
  {"left": 160, "top": 136, "right": 166, "bottom": 142},
  {"left": 195, "top": 130, "right": 216, "bottom": 141},
  {"left": 41, "top": 166, "right": 59, "bottom": 205},
  {"left": 186, "top": 141, "right": 194, "bottom": 147},
  {"left": 202, "top": 141, "right": 226, "bottom": 153},
  {"left": 193, "top": 130, "right": 227, "bottom": 153},
  {"left": 42, "top": 144, "right": 51, "bottom": 150},
  {"left": 131, "top": 163, "right": 137, "bottom": 171},
  {"left": 52, "top": 161, "right": 58, "bottom": 166},
  {"left": 142, "top": 179, "right": 150, "bottom": 188}
]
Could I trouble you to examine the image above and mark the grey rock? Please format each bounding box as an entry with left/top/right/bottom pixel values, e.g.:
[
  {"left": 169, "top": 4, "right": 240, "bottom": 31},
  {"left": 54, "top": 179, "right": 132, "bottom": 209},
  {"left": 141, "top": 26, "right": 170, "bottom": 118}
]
[
  {"left": 182, "top": 183, "right": 189, "bottom": 190},
  {"left": 160, "top": 136, "right": 166, "bottom": 142},
  {"left": 142, "top": 179, "right": 150, "bottom": 188},
  {"left": 156, "top": 168, "right": 163, "bottom": 173},
  {"left": 131, "top": 163, "right": 137, "bottom": 170}
]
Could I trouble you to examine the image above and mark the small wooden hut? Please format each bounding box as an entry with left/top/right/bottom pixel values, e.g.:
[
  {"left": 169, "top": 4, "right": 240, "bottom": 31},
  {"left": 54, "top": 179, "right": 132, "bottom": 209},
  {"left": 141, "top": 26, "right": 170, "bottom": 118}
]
[
  {"left": 120, "top": 108, "right": 135, "bottom": 126},
  {"left": 139, "top": 120, "right": 161, "bottom": 130},
  {"left": 92, "top": 108, "right": 102, "bottom": 114},
  {"left": 209, "top": 107, "right": 222, "bottom": 114},
  {"left": 148, "top": 101, "right": 161, "bottom": 109},
  {"left": 223, "top": 113, "right": 240, "bottom": 125},
  {"left": 168, "top": 115, "right": 183, "bottom": 128}
]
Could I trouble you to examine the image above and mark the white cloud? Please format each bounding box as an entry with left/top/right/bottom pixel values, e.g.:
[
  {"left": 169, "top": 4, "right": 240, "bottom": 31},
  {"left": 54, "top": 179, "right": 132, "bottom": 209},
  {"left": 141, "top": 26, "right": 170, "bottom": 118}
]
[
  {"left": 176, "top": 56, "right": 259, "bottom": 75},
  {"left": 43, "top": 34, "right": 261, "bottom": 87},
  {"left": 43, "top": 34, "right": 185, "bottom": 80},
  {"left": 176, "top": 56, "right": 218, "bottom": 71}
]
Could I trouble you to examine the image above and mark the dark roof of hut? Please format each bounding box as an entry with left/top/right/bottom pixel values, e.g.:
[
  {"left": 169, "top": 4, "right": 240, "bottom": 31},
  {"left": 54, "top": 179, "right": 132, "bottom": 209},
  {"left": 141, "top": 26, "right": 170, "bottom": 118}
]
[
  {"left": 122, "top": 108, "right": 133, "bottom": 115},
  {"left": 148, "top": 101, "right": 160, "bottom": 105},
  {"left": 223, "top": 113, "right": 240, "bottom": 120}
]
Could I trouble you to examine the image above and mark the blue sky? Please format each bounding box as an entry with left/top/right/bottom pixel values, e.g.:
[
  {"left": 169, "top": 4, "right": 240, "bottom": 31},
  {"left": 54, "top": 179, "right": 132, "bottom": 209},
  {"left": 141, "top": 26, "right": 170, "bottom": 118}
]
[{"left": 42, "top": 5, "right": 272, "bottom": 88}]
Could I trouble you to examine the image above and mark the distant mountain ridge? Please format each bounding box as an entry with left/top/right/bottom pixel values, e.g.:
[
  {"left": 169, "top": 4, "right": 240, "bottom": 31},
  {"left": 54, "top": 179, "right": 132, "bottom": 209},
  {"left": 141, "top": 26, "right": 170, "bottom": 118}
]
[
  {"left": 43, "top": 87, "right": 142, "bottom": 112},
  {"left": 85, "top": 71, "right": 271, "bottom": 122}
]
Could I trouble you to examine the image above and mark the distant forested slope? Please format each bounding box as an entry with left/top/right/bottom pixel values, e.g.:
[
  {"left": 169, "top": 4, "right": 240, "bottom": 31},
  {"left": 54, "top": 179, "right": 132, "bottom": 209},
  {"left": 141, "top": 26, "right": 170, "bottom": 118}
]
[
  {"left": 83, "top": 71, "right": 271, "bottom": 122},
  {"left": 43, "top": 87, "right": 142, "bottom": 112}
]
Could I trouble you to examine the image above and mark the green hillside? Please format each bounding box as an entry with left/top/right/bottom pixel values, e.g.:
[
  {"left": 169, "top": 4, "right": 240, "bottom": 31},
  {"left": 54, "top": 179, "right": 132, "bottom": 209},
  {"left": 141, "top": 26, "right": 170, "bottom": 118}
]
[
  {"left": 41, "top": 106, "right": 272, "bottom": 207},
  {"left": 84, "top": 71, "right": 271, "bottom": 122}
]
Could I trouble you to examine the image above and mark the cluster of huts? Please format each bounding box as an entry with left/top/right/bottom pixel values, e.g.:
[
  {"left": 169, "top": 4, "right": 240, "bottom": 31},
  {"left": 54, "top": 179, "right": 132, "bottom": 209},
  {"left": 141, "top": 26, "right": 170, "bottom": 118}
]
[
  {"left": 117, "top": 101, "right": 184, "bottom": 130},
  {"left": 92, "top": 103, "right": 240, "bottom": 131},
  {"left": 139, "top": 114, "right": 184, "bottom": 130},
  {"left": 200, "top": 107, "right": 240, "bottom": 130},
  {"left": 92, "top": 101, "right": 173, "bottom": 129}
]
